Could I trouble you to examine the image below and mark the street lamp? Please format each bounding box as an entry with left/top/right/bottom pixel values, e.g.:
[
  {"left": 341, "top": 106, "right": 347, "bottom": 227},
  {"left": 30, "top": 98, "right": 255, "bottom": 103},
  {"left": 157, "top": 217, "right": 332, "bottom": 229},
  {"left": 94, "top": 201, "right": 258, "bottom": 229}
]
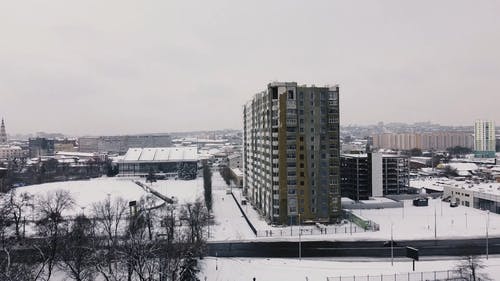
[
  {"left": 486, "top": 210, "right": 490, "bottom": 260},
  {"left": 298, "top": 213, "right": 302, "bottom": 261},
  {"left": 434, "top": 203, "right": 437, "bottom": 239},
  {"left": 465, "top": 212, "right": 468, "bottom": 229},
  {"left": 391, "top": 222, "right": 394, "bottom": 266}
]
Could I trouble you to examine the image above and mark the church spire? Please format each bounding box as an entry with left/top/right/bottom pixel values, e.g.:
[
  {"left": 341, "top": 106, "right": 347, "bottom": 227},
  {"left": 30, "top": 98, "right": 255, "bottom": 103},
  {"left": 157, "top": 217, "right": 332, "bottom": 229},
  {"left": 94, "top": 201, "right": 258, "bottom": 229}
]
[{"left": 0, "top": 118, "right": 7, "bottom": 144}]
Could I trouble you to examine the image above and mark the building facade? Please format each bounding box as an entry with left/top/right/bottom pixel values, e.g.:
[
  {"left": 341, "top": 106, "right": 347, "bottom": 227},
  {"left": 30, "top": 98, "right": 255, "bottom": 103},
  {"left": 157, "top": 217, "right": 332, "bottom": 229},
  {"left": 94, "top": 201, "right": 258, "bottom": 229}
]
[
  {"left": 0, "top": 145, "right": 23, "bottom": 160},
  {"left": 443, "top": 182, "right": 500, "bottom": 213},
  {"left": 79, "top": 134, "right": 172, "bottom": 154},
  {"left": 474, "top": 120, "right": 496, "bottom": 158},
  {"left": 340, "top": 153, "right": 409, "bottom": 201},
  {"left": 243, "top": 82, "right": 341, "bottom": 225},
  {"left": 371, "top": 132, "right": 474, "bottom": 151},
  {"left": 29, "top": 138, "right": 55, "bottom": 158}
]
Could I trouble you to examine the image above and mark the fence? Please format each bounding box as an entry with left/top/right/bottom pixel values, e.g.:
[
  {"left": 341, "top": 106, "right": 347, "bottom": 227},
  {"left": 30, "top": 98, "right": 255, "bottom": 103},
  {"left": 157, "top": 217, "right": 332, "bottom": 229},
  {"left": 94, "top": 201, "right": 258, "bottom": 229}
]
[
  {"left": 230, "top": 191, "right": 257, "bottom": 235},
  {"left": 255, "top": 223, "right": 367, "bottom": 237},
  {"left": 326, "top": 270, "right": 474, "bottom": 281},
  {"left": 343, "top": 210, "right": 380, "bottom": 231}
]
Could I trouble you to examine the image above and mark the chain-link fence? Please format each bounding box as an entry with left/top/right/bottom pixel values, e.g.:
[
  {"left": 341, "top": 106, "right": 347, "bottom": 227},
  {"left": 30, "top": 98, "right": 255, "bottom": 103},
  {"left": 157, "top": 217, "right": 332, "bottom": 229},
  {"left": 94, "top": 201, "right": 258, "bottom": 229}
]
[{"left": 326, "top": 270, "right": 476, "bottom": 281}]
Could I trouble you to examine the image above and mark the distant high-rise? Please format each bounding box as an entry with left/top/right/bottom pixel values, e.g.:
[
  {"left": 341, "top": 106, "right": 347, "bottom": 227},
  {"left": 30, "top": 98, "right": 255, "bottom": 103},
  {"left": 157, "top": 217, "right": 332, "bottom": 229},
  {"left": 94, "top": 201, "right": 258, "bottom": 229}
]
[
  {"left": 243, "top": 82, "right": 341, "bottom": 224},
  {"left": 0, "top": 118, "right": 7, "bottom": 144},
  {"left": 474, "top": 120, "right": 496, "bottom": 158}
]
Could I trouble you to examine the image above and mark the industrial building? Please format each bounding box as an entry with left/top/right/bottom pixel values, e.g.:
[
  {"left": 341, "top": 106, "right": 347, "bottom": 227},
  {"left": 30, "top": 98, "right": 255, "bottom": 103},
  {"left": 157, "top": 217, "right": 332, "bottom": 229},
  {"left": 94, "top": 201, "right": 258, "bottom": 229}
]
[
  {"left": 243, "top": 82, "right": 341, "bottom": 224},
  {"left": 443, "top": 181, "right": 500, "bottom": 213},
  {"left": 117, "top": 147, "right": 198, "bottom": 179}
]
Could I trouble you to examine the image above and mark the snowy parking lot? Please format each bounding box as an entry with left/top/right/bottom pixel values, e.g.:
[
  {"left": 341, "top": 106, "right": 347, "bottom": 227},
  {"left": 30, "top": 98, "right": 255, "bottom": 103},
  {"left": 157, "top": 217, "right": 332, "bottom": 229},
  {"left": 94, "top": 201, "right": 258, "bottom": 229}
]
[{"left": 357, "top": 198, "right": 500, "bottom": 241}]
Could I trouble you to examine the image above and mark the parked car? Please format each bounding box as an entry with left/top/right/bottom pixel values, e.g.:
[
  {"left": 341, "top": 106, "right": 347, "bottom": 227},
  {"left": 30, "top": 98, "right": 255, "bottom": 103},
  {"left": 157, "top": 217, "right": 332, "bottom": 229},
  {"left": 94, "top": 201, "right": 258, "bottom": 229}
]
[{"left": 383, "top": 240, "right": 398, "bottom": 247}]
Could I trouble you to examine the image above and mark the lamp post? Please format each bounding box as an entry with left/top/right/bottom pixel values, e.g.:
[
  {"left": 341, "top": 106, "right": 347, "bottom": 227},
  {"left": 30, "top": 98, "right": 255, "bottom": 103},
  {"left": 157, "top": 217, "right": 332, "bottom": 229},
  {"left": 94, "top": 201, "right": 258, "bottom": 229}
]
[
  {"left": 465, "top": 212, "right": 468, "bottom": 229},
  {"left": 298, "top": 213, "right": 302, "bottom": 261},
  {"left": 434, "top": 204, "right": 437, "bottom": 239},
  {"left": 486, "top": 210, "right": 490, "bottom": 260},
  {"left": 391, "top": 222, "right": 394, "bottom": 266},
  {"left": 402, "top": 200, "right": 405, "bottom": 219}
]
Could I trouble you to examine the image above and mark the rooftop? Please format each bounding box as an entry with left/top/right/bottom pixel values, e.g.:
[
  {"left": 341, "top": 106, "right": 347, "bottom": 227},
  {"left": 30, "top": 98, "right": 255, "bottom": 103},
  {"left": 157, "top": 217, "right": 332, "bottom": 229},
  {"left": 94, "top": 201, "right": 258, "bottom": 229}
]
[{"left": 121, "top": 147, "right": 198, "bottom": 162}]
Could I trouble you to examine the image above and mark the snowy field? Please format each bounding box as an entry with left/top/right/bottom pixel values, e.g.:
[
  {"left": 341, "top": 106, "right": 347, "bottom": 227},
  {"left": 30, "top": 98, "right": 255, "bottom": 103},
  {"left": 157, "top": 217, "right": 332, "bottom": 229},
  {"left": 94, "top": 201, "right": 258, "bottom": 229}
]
[
  {"left": 198, "top": 256, "right": 500, "bottom": 281},
  {"left": 141, "top": 177, "right": 205, "bottom": 204},
  {"left": 13, "top": 177, "right": 150, "bottom": 217}
]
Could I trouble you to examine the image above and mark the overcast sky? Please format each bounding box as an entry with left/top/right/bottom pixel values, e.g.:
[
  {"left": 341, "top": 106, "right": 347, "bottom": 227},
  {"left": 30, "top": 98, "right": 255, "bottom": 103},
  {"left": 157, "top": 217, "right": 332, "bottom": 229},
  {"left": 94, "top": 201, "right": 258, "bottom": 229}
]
[{"left": 1, "top": 0, "right": 499, "bottom": 135}]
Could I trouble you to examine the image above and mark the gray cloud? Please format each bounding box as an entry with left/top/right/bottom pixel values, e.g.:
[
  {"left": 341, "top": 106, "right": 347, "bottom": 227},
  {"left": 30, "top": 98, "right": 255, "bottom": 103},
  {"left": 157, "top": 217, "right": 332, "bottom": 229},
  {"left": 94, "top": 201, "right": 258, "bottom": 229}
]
[{"left": 0, "top": 0, "right": 499, "bottom": 135}]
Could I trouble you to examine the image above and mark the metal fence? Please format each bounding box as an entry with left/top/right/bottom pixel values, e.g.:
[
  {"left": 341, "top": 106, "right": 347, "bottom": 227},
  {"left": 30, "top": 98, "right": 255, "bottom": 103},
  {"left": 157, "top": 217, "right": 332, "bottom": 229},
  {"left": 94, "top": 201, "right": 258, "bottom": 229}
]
[
  {"left": 326, "top": 270, "right": 477, "bottom": 281},
  {"left": 256, "top": 224, "right": 367, "bottom": 237}
]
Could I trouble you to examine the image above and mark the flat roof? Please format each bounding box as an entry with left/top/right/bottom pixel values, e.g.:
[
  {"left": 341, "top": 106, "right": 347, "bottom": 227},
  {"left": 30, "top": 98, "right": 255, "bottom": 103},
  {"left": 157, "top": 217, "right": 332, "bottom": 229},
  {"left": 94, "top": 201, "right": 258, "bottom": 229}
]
[{"left": 121, "top": 147, "right": 198, "bottom": 163}]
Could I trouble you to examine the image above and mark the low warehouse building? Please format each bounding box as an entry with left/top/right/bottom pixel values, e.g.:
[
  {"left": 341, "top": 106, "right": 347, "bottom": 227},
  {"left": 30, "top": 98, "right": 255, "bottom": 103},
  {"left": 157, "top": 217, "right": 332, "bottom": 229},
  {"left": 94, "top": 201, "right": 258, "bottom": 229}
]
[{"left": 118, "top": 147, "right": 198, "bottom": 179}]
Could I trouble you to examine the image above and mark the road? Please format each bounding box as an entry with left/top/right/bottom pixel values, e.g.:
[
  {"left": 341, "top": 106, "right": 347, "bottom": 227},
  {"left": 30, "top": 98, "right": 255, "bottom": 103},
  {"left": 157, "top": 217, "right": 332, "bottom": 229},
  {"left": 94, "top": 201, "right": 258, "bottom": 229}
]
[{"left": 207, "top": 237, "right": 500, "bottom": 258}]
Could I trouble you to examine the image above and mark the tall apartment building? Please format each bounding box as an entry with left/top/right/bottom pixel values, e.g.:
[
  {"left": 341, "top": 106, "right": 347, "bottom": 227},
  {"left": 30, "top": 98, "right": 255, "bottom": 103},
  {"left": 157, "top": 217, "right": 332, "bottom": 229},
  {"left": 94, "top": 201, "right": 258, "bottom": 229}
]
[
  {"left": 340, "top": 153, "right": 409, "bottom": 201},
  {"left": 371, "top": 132, "right": 473, "bottom": 151},
  {"left": 474, "top": 120, "right": 496, "bottom": 158},
  {"left": 243, "top": 82, "right": 341, "bottom": 225}
]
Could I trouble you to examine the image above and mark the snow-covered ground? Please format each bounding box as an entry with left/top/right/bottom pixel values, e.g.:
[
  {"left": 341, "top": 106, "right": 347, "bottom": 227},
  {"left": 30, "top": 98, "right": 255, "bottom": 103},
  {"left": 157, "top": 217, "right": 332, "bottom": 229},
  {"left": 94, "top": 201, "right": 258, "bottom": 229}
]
[
  {"left": 13, "top": 177, "right": 150, "bottom": 217},
  {"left": 210, "top": 171, "right": 500, "bottom": 242},
  {"left": 357, "top": 198, "right": 500, "bottom": 241},
  {"left": 141, "top": 177, "right": 204, "bottom": 204},
  {"left": 198, "top": 256, "right": 500, "bottom": 281}
]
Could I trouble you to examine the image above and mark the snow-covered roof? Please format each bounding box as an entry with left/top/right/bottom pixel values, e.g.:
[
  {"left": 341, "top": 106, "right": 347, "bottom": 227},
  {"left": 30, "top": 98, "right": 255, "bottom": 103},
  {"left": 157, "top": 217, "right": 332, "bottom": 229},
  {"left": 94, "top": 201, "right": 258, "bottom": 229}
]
[
  {"left": 121, "top": 147, "right": 198, "bottom": 163},
  {"left": 55, "top": 151, "right": 96, "bottom": 158},
  {"left": 447, "top": 163, "right": 479, "bottom": 172},
  {"left": 446, "top": 182, "right": 500, "bottom": 196},
  {"left": 227, "top": 153, "right": 241, "bottom": 160},
  {"left": 231, "top": 168, "right": 244, "bottom": 177}
]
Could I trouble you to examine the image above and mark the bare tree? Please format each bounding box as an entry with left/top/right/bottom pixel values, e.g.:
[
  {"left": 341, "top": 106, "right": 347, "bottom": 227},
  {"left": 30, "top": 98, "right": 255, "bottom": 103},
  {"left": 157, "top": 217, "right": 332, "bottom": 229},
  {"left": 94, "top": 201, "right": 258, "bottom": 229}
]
[
  {"left": 9, "top": 191, "right": 32, "bottom": 240},
  {"left": 181, "top": 200, "right": 208, "bottom": 246},
  {"left": 455, "top": 255, "right": 491, "bottom": 281},
  {"left": 123, "top": 209, "right": 161, "bottom": 281},
  {"left": 36, "top": 190, "right": 75, "bottom": 280},
  {"left": 0, "top": 193, "right": 48, "bottom": 281},
  {"left": 59, "top": 214, "right": 96, "bottom": 281},
  {"left": 92, "top": 196, "right": 128, "bottom": 281},
  {"left": 0, "top": 194, "right": 12, "bottom": 243}
]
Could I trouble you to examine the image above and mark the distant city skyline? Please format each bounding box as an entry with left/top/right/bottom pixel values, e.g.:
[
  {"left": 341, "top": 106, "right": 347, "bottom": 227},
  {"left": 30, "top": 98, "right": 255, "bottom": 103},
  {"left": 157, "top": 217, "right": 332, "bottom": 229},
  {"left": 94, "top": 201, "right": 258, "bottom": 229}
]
[{"left": 1, "top": 1, "right": 499, "bottom": 135}]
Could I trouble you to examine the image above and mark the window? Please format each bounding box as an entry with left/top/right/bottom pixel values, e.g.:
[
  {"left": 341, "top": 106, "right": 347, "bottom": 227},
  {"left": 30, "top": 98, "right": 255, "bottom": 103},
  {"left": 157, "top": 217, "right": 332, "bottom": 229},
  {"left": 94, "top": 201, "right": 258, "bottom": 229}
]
[{"left": 288, "top": 90, "right": 294, "bottom": 99}]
